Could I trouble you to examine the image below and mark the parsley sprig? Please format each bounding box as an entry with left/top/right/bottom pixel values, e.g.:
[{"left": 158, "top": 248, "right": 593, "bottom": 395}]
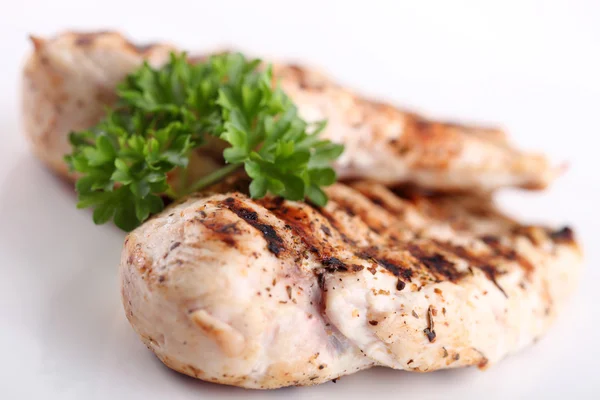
[{"left": 65, "top": 53, "right": 343, "bottom": 231}]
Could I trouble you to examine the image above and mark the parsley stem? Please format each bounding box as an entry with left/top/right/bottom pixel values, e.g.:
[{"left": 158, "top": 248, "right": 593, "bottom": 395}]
[{"left": 185, "top": 163, "right": 241, "bottom": 195}]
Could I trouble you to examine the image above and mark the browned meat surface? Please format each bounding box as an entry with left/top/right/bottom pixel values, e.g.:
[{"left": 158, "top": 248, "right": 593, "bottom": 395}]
[
  {"left": 121, "top": 180, "right": 581, "bottom": 388},
  {"left": 22, "top": 31, "right": 558, "bottom": 191}
]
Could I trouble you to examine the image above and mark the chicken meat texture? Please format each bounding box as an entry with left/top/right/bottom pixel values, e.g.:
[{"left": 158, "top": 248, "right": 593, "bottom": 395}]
[
  {"left": 22, "top": 31, "right": 558, "bottom": 192},
  {"left": 121, "top": 179, "right": 582, "bottom": 389}
]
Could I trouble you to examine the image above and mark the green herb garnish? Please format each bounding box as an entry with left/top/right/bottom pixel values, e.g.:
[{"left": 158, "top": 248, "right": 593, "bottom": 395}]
[{"left": 65, "top": 53, "right": 344, "bottom": 231}]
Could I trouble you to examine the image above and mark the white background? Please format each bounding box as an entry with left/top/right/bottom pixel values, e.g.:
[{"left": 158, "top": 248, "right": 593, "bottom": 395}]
[{"left": 1, "top": 1, "right": 599, "bottom": 399}]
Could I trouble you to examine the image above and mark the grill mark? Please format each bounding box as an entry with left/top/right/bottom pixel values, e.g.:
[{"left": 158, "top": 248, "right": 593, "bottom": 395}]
[
  {"left": 320, "top": 203, "right": 372, "bottom": 243},
  {"left": 406, "top": 244, "right": 464, "bottom": 282},
  {"left": 548, "top": 226, "right": 575, "bottom": 245},
  {"left": 368, "top": 198, "right": 407, "bottom": 219},
  {"left": 367, "top": 195, "right": 384, "bottom": 207},
  {"left": 351, "top": 184, "right": 410, "bottom": 217},
  {"left": 222, "top": 197, "right": 285, "bottom": 256},
  {"left": 310, "top": 204, "right": 358, "bottom": 246},
  {"left": 350, "top": 184, "right": 422, "bottom": 245},
  {"left": 392, "top": 185, "right": 440, "bottom": 203},
  {"left": 480, "top": 235, "right": 535, "bottom": 275},
  {"left": 258, "top": 197, "right": 415, "bottom": 283},
  {"left": 327, "top": 190, "right": 388, "bottom": 235},
  {"left": 480, "top": 235, "right": 500, "bottom": 246},
  {"left": 257, "top": 198, "right": 366, "bottom": 279},
  {"left": 215, "top": 184, "right": 563, "bottom": 304},
  {"left": 322, "top": 257, "right": 348, "bottom": 272},
  {"left": 356, "top": 248, "right": 414, "bottom": 280},
  {"left": 393, "top": 190, "right": 495, "bottom": 231},
  {"left": 258, "top": 199, "right": 337, "bottom": 260},
  {"left": 320, "top": 193, "right": 414, "bottom": 251},
  {"left": 196, "top": 219, "right": 240, "bottom": 247},
  {"left": 434, "top": 241, "right": 507, "bottom": 297},
  {"left": 377, "top": 257, "right": 413, "bottom": 280}
]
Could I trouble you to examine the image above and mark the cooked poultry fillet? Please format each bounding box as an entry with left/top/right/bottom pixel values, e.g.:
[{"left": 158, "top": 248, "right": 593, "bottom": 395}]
[
  {"left": 23, "top": 31, "right": 557, "bottom": 191},
  {"left": 121, "top": 179, "right": 582, "bottom": 389}
]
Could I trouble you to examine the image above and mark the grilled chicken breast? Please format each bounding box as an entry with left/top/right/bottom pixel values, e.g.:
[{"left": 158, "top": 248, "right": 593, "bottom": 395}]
[
  {"left": 121, "top": 180, "right": 582, "bottom": 389},
  {"left": 23, "top": 31, "right": 557, "bottom": 191}
]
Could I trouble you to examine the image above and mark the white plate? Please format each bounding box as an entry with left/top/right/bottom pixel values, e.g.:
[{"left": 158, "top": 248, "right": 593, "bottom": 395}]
[{"left": 1, "top": 1, "right": 599, "bottom": 399}]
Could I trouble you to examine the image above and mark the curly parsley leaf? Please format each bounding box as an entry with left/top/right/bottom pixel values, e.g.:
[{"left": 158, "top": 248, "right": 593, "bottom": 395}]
[{"left": 66, "top": 52, "right": 343, "bottom": 231}]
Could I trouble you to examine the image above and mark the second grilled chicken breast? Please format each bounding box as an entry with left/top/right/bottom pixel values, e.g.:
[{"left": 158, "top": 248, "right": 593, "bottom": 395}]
[
  {"left": 23, "top": 31, "right": 557, "bottom": 191},
  {"left": 121, "top": 180, "right": 581, "bottom": 389}
]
